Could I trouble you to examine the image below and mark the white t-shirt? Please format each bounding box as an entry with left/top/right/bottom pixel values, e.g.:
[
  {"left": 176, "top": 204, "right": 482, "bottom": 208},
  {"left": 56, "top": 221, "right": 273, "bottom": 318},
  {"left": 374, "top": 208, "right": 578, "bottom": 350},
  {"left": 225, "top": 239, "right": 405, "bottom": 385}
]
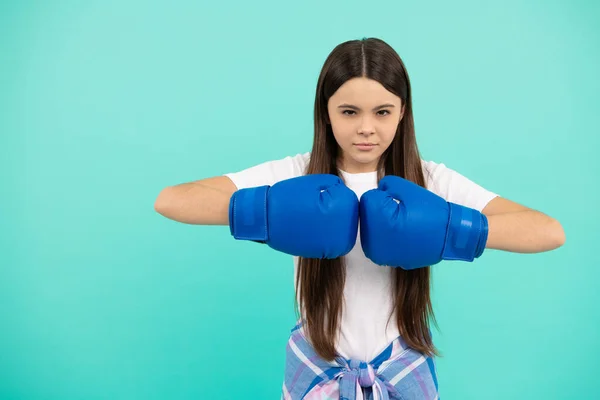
[{"left": 224, "top": 152, "right": 498, "bottom": 361}]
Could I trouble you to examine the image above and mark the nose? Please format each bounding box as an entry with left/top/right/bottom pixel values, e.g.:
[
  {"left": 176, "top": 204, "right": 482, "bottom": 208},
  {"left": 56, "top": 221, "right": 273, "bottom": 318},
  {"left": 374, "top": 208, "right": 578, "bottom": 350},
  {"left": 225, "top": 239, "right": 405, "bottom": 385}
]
[{"left": 358, "top": 116, "right": 375, "bottom": 136}]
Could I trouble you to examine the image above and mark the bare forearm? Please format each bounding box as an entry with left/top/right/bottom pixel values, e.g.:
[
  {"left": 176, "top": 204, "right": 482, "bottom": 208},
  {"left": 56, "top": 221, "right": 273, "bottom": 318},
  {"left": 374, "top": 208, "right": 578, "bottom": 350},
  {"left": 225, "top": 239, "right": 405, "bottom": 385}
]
[
  {"left": 155, "top": 182, "right": 231, "bottom": 225},
  {"left": 485, "top": 210, "right": 565, "bottom": 253}
]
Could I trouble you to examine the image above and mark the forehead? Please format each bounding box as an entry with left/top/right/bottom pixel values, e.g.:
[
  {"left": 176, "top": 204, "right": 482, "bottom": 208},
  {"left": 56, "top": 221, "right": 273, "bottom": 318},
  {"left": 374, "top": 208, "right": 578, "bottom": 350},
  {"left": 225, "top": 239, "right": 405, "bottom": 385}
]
[{"left": 331, "top": 77, "right": 400, "bottom": 104}]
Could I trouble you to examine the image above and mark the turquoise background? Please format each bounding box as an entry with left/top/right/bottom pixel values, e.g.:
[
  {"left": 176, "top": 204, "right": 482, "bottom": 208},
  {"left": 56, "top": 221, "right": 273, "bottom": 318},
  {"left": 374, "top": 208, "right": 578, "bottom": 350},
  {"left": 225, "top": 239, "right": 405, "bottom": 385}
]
[{"left": 1, "top": 1, "right": 598, "bottom": 399}]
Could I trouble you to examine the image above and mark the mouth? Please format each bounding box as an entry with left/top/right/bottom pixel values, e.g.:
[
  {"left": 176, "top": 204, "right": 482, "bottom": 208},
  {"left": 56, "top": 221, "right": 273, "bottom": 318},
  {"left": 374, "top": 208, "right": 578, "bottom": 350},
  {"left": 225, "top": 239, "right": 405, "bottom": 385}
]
[{"left": 354, "top": 143, "right": 377, "bottom": 150}]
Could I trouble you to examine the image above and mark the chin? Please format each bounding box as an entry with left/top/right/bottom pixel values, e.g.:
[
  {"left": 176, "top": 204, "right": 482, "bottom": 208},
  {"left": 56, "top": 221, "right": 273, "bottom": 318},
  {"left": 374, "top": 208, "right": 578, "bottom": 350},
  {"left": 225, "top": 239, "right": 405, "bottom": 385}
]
[
  {"left": 349, "top": 153, "right": 381, "bottom": 166},
  {"left": 354, "top": 150, "right": 381, "bottom": 161}
]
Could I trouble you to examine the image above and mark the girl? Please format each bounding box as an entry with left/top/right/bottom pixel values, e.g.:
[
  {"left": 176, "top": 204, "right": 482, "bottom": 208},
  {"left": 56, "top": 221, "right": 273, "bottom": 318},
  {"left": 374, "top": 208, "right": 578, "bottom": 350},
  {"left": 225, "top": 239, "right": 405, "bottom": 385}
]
[{"left": 154, "top": 37, "right": 565, "bottom": 399}]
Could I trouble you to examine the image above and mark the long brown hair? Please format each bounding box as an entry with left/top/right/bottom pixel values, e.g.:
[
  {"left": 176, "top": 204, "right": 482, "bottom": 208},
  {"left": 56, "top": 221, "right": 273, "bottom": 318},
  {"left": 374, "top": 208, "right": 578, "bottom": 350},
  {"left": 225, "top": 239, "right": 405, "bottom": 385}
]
[{"left": 295, "top": 37, "right": 440, "bottom": 361}]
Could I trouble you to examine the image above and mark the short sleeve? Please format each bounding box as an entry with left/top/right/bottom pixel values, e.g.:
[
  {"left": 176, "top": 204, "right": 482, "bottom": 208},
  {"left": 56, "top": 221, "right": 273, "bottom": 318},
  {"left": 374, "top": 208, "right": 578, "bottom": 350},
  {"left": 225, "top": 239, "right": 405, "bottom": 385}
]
[
  {"left": 421, "top": 159, "right": 499, "bottom": 211},
  {"left": 223, "top": 152, "right": 311, "bottom": 190}
]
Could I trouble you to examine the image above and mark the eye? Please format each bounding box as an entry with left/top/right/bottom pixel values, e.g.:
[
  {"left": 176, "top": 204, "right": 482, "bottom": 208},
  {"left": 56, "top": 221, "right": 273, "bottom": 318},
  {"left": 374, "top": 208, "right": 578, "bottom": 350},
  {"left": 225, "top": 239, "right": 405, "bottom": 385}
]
[{"left": 341, "top": 109, "right": 390, "bottom": 116}]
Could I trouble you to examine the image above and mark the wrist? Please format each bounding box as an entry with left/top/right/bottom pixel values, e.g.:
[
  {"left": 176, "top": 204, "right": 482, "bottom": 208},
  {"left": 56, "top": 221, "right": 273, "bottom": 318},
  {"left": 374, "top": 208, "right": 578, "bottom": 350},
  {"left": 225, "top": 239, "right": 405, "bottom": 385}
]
[
  {"left": 442, "top": 203, "right": 487, "bottom": 262},
  {"left": 474, "top": 213, "right": 489, "bottom": 258},
  {"left": 229, "top": 185, "right": 270, "bottom": 241}
]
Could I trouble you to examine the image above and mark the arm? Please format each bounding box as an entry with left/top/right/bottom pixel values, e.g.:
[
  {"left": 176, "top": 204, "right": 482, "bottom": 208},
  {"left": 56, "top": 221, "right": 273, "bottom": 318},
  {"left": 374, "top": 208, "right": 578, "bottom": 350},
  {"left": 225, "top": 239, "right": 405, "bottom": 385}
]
[
  {"left": 154, "top": 176, "right": 237, "bottom": 225},
  {"left": 154, "top": 154, "right": 308, "bottom": 226},
  {"left": 483, "top": 196, "right": 566, "bottom": 253}
]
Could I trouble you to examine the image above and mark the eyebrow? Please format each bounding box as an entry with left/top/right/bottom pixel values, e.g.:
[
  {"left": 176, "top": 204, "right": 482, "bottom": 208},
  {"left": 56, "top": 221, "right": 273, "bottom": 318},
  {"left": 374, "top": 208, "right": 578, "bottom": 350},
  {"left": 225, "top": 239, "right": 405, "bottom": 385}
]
[{"left": 337, "top": 103, "right": 396, "bottom": 111}]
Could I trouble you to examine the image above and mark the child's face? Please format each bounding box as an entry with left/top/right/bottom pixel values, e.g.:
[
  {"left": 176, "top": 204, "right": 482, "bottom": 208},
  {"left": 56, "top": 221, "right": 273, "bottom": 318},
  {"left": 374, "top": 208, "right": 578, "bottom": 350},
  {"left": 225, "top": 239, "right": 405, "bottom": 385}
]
[{"left": 327, "top": 77, "right": 404, "bottom": 173}]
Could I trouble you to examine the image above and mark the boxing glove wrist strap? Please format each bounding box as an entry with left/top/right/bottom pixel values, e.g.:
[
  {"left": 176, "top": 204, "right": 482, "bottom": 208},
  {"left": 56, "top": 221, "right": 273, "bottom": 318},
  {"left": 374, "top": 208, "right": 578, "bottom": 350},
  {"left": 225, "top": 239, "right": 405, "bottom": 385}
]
[
  {"left": 228, "top": 185, "right": 269, "bottom": 242},
  {"left": 441, "top": 203, "right": 489, "bottom": 262}
]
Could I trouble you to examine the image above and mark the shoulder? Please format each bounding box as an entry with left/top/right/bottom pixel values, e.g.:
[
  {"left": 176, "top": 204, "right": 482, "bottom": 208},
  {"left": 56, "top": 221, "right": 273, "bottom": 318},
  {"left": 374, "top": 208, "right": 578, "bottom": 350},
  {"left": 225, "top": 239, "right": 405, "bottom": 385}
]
[
  {"left": 420, "top": 158, "right": 499, "bottom": 211},
  {"left": 224, "top": 151, "right": 311, "bottom": 189},
  {"left": 420, "top": 159, "right": 451, "bottom": 191},
  {"left": 264, "top": 151, "right": 311, "bottom": 177},
  {"left": 290, "top": 151, "right": 311, "bottom": 174}
]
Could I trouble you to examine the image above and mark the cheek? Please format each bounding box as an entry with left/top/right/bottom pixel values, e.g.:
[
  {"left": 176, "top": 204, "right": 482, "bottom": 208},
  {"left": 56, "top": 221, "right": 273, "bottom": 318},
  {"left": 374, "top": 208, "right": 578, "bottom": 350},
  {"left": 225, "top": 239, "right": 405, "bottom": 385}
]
[
  {"left": 330, "top": 123, "right": 353, "bottom": 143},
  {"left": 379, "top": 127, "right": 397, "bottom": 144}
]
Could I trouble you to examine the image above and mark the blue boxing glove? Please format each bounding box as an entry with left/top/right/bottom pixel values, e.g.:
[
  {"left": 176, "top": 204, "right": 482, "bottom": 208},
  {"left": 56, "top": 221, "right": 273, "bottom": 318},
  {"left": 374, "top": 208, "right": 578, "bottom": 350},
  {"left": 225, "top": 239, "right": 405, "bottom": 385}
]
[
  {"left": 359, "top": 175, "right": 488, "bottom": 269},
  {"left": 229, "top": 174, "right": 359, "bottom": 259}
]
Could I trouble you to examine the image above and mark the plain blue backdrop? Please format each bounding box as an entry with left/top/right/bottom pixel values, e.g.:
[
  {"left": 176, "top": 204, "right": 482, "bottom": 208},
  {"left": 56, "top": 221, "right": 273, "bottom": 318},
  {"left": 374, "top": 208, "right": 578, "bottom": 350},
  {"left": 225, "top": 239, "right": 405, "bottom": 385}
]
[{"left": 1, "top": 1, "right": 598, "bottom": 399}]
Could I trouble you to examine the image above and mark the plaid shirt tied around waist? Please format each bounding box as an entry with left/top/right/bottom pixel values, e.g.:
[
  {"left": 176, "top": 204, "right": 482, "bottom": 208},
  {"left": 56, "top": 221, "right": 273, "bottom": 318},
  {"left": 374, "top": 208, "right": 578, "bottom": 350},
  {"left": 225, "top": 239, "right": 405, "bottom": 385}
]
[{"left": 281, "top": 320, "right": 439, "bottom": 400}]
